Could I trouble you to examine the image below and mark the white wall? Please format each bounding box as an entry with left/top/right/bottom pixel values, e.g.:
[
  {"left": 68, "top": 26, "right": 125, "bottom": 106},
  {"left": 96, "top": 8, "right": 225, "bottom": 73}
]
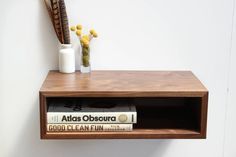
[
  {"left": 0, "top": 0, "right": 235, "bottom": 157},
  {"left": 224, "top": 0, "right": 236, "bottom": 156}
]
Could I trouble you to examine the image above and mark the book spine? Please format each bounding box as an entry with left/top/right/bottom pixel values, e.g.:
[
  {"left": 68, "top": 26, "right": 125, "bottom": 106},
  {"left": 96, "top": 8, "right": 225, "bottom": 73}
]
[
  {"left": 47, "top": 112, "right": 137, "bottom": 124},
  {"left": 47, "top": 124, "right": 133, "bottom": 132}
]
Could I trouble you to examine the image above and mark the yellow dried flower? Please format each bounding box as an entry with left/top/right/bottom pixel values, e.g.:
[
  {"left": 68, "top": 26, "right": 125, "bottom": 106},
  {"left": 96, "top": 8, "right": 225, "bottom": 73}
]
[
  {"left": 82, "top": 40, "right": 89, "bottom": 47},
  {"left": 82, "top": 35, "right": 90, "bottom": 41},
  {"left": 81, "top": 38, "right": 89, "bottom": 45},
  {"left": 76, "top": 24, "right": 83, "bottom": 30},
  {"left": 90, "top": 29, "right": 98, "bottom": 38},
  {"left": 90, "top": 29, "right": 95, "bottom": 35},
  {"left": 76, "top": 30, "right": 82, "bottom": 36},
  {"left": 92, "top": 32, "right": 98, "bottom": 38},
  {"left": 70, "top": 26, "right": 76, "bottom": 31},
  {"left": 83, "top": 42, "right": 89, "bottom": 48}
]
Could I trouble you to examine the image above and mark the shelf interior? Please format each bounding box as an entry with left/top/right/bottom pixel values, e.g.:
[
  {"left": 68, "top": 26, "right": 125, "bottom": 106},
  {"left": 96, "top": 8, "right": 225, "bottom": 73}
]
[{"left": 46, "top": 97, "right": 202, "bottom": 134}]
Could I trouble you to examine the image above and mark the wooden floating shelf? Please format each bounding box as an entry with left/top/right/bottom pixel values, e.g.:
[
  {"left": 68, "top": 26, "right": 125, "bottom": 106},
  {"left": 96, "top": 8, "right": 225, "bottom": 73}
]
[{"left": 39, "top": 70, "right": 208, "bottom": 139}]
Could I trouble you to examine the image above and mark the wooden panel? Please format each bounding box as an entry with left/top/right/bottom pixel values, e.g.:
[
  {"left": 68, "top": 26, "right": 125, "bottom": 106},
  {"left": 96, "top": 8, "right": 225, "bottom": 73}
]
[
  {"left": 40, "top": 71, "right": 207, "bottom": 97},
  {"left": 200, "top": 93, "right": 208, "bottom": 138},
  {"left": 44, "top": 129, "right": 202, "bottom": 139},
  {"left": 39, "top": 93, "right": 47, "bottom": 139}
]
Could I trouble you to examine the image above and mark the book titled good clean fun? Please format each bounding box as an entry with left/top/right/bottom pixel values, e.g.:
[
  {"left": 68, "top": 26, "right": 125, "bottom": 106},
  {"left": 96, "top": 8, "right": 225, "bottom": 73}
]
[
  {"left": 47, "top": 100, "right": 137, "bottom": 124},
  {"left": 47, "top": 124, "right": 133, "bottom": 132}
]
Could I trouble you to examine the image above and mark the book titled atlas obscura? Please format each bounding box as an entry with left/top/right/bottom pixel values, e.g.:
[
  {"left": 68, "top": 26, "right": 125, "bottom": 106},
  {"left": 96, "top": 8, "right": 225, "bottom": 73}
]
[{"left": 47, "top": 100, "right": 137, "bottom": 124}]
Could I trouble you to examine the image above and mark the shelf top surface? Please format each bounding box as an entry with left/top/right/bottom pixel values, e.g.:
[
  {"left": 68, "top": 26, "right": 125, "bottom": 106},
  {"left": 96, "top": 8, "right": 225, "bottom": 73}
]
[{"left": 40, "top": 71, "right": 207, "bottom": 96}]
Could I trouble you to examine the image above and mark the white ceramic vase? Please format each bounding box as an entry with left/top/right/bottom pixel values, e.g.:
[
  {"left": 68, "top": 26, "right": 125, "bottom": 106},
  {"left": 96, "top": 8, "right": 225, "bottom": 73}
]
[{"left": 59, "top": 44, "right": 75, "bottom": 73}]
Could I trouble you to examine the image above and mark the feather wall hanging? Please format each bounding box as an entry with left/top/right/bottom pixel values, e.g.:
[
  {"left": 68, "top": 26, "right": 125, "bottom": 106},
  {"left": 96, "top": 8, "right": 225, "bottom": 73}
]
[{"left": 44, "top": 0, "right": 70, "bottom": 44}]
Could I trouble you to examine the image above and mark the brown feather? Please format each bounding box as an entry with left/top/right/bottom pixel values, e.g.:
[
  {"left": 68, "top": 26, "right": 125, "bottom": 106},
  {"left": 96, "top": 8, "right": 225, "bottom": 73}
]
[
  {"left": 43, "top": 0, "right": 70, "bottom": 44},
  {"left": 44, "top": 0, "right": 62, "bottom": 43},
  {"left": 59, "top": 0, "right": 70, "bottom": 44},
  {"left": 50, "top": 0, "right": 64, "bottom": 43}
]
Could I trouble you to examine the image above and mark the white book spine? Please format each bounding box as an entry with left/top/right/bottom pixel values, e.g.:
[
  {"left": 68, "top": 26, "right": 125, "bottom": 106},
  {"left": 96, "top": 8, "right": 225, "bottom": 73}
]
[
  {"left": 47, "top": 124, "right": 133, "bottom": 132},
  {"left": 47, "top": 112, "right": 137, "bottom": 124}
]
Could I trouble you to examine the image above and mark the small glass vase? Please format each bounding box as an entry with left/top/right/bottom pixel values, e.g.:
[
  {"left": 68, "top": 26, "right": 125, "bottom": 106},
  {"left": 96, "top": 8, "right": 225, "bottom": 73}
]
[{"left": 80, "top": 45, "right": 91, "bottom": 73}]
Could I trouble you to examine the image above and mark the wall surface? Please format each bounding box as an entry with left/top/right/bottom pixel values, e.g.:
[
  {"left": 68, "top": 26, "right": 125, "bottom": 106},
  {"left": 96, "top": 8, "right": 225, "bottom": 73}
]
[
  {"left": 0, "top": 0, "right": 235, "bottom": 157},
  {"left": 224, "top": 0, "right": 236, "bottom": 156}
]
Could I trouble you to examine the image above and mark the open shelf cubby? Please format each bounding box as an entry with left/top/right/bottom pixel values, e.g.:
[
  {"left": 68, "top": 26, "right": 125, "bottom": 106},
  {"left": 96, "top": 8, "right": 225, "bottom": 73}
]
[{"left": 40, "top": 71, "right": 208, "bottom": 139}]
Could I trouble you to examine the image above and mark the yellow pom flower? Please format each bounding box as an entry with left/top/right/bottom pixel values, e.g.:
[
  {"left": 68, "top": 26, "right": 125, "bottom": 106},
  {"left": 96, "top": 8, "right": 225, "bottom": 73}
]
[
  {"left": 83, "top": 42, "right": 89, "bottom": 48},
  {"left": 81, "top": 38, "right": 89, "bottom": 45},
  {"left": 92, "top": 32, "right": 98, "bottom": 38},
  {"left": 76, "top": 30, "right": 82, "bottom": 36},
  {"left": 90, "top": 29, "right": 98, "bottom": 38},
  {"left": 70, "top": 26, "right": 76, "bottom": 31},
  {"left": 90, "top": 29, "right": 95, "bottom": 35},
  {"left": 82, "top": 42, "right": 89, "bottom": 48},
  {"left": 82, "top": 35, "right": 90, "bottom": 41},
  {"left": 76, "top": 24, "right": 83, "bottom": 30}
]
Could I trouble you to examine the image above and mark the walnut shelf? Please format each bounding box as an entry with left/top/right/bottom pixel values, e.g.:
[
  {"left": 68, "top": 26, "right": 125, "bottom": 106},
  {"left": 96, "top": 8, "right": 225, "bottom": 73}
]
[{"left": 39, "top": 71, "right": 208, "bottom": 139}]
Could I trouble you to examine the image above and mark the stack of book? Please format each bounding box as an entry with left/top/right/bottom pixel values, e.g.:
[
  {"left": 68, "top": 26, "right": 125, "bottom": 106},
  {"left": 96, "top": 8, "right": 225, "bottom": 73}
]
[{"left": 47, "top": 100, "right": 137, "bottom": 132}]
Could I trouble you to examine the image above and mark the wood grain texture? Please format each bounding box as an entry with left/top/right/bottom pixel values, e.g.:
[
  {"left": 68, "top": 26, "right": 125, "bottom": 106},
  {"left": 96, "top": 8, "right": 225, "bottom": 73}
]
[
  {"left": 40, "top": 71, "right": 207, "bottom": 97},
  {"left": 39, "top": 70, "right": 208, "bottom": 139},
  {"left": 200, "top": 92, "right": 208, "bottom": 138},
  {"left": 44, "top": 129, "right": 202, "bottom": 139}
]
